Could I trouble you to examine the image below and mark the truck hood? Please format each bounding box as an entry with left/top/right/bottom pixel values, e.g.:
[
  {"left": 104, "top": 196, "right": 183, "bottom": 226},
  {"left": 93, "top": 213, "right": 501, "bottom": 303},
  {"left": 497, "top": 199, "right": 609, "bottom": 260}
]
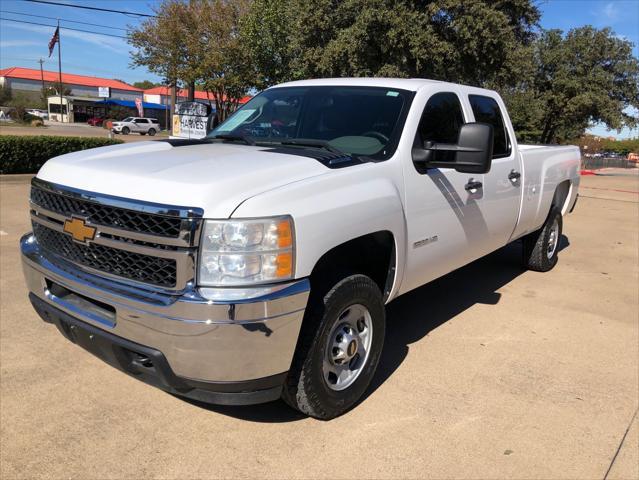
[{"left": 37, "top": 140, "right": 330, "bottom": 218}]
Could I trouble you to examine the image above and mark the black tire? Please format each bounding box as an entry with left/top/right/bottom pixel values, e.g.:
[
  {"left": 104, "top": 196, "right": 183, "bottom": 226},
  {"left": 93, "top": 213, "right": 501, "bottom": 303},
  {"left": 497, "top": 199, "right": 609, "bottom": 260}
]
[
  {"left": 523, "top": 206, "right": 563, "bottom": 272},
  {"left": 148, "top": 128, "right": 156, "bottom": 136},
  {"left": 282, "top": 274, "right": 385, "bottom": 420},
  {"left": 122, "top": 126, "right": 130, "bottom": 135}
]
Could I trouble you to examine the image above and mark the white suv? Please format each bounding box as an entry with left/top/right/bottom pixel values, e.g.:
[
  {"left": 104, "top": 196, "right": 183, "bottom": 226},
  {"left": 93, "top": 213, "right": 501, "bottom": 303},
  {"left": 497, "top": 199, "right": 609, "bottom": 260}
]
[
  {"left": 111, "top": 117, "right": 160, "bottom": 136},
  {"left": 26, "top": 109, "right": 49, "bottom": 120}
]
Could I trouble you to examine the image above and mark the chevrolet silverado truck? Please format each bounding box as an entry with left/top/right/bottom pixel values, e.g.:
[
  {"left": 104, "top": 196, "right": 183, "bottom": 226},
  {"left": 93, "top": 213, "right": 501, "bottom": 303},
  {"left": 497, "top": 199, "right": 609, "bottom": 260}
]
[{"left": 21, "top": 78, "right": 580, "bottom": 419}]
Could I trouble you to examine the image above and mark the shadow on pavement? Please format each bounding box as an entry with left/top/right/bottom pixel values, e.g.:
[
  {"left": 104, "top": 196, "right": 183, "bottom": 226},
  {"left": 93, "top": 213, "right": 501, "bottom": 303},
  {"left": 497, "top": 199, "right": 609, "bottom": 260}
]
[
  {"left": 178, "top": 396, "right": 306, "bottom": 423},
  {"left": 187, "top": 236, "right": 570, "bottom": 423}
]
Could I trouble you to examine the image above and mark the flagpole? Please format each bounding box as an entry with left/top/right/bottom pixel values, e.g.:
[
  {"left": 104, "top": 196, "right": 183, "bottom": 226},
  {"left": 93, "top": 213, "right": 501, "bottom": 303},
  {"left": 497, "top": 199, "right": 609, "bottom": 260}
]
[{"left": 57, "top": 20, "right": 64, "bottom": 122}]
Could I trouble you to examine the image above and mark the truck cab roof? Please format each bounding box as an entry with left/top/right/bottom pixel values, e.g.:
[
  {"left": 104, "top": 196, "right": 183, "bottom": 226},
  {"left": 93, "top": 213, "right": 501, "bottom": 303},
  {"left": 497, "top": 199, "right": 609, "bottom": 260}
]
[{"left": 271, "top": 77, "right": 494, "bottom": 94}]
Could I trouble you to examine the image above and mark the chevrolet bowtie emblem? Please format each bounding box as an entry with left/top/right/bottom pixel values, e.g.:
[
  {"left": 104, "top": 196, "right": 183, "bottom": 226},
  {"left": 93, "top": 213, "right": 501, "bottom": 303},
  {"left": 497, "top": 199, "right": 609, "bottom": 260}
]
[{"left": 63, "top": 217, "right": 96, "bottom": 244}]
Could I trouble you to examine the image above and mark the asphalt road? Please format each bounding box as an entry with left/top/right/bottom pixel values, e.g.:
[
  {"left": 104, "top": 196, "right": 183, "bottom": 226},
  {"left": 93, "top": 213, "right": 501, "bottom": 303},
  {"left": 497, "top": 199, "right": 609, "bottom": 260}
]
[{"left": 1, "top": 171, "right": 637, "bottom": 479}]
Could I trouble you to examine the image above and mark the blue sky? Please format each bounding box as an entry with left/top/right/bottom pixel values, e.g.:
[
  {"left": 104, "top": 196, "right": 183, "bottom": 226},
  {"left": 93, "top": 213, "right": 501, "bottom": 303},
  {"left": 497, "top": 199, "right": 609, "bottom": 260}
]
[{"left": 1, "top": 0, "right": 638, "bottom": 138}]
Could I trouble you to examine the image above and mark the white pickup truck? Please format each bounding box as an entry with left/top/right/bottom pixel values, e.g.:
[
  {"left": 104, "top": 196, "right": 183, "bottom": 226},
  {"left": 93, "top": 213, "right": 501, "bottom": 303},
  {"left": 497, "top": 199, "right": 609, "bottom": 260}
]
[{"left": 21, "top": 78, "right": 580, "bottom": 419}]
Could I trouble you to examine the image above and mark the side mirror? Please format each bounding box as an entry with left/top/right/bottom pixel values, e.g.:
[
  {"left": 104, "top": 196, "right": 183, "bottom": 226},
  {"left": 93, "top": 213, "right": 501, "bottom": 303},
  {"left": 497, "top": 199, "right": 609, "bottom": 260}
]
[{"left": 412, "top": 123, "right": 494, "bottom": 174}]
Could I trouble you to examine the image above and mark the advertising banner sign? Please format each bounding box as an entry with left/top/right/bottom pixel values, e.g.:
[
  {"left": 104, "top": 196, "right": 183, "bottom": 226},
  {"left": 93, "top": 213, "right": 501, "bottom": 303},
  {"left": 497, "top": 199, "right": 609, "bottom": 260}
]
[
  {"left": 172, "top": 101, "right": 213, "bottom": 139},
  {"left": 135, "top": 97, "right": 144, "bottom": 117}
]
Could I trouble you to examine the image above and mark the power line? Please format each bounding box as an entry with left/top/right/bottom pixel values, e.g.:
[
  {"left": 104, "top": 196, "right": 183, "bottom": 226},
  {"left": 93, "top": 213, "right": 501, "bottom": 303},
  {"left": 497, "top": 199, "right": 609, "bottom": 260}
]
[
  {"left": 1, "top": 56, "right": 153, "bottom": 82},
  {"left": 21, "top": 0, "right": 155, "bottom": 18},
  {"left": 0, "top": 9, "right": 129, "bottom": 31},
  {"left": 0, "top": 16, "right": 128, "bottom": 39}
]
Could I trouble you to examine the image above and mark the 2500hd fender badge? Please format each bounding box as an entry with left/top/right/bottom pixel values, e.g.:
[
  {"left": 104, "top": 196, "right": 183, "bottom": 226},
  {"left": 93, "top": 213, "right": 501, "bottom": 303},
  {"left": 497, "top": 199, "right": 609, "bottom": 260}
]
[
  {"left": 413, "top": 235, "right": 438, "bottom": 248},
  {"left": 63, "top": 217, "right": 96, "bottom": 244}
]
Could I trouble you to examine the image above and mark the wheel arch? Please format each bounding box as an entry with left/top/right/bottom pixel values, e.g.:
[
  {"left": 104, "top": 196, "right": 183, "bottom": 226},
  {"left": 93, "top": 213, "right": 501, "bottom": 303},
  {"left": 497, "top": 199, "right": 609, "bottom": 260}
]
[
  {"left": 552, "top": 179, "right": 572, "bottom": 216},
  {"left": 309, "top": 231, "right": 397, "bottom": 303}
]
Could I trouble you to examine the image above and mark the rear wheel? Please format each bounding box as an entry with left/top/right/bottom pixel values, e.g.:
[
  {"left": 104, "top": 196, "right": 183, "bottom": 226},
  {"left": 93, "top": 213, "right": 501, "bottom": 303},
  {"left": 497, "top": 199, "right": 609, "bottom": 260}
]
[
  {"left": 282, "top": 274, "right": 385, "bottom": 420},
  {"left": 121, "top": 126, "right": 130, "bottom": 135},
  {"left": 148, "top": 128, "right": 156, "bottom": 136},
  {"left": 523, "top": 206, "right": 563, "bottom": 272}
]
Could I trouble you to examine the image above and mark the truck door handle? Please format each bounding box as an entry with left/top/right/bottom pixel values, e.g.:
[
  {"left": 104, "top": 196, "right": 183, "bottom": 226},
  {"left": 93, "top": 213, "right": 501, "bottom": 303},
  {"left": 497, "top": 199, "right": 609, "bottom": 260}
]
[
  {"left": 465, "top": 180, "right": 483, "bottom": 192},
  {"left": 508, "top": 170, "right": 521, "bottom": 182}
]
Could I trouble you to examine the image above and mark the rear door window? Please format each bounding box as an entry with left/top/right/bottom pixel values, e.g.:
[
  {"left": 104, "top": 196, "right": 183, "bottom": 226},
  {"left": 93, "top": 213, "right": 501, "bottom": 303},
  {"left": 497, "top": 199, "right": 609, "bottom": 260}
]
[{"left": 468, "top": 95, "right": 511, "bottom": 158}]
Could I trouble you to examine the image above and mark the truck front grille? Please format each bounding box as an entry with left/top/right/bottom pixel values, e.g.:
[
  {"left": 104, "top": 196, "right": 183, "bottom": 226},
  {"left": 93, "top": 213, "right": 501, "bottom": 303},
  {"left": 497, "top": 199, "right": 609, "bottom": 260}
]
[
  {"left": 31, "top": 186, "right": 183, "bottom": 238},
  {"left": 32, "top": 223, "right": 178, "bottom": 288},
  {"left": 29, "top": 179, "right": 203, "bottom": 291}
]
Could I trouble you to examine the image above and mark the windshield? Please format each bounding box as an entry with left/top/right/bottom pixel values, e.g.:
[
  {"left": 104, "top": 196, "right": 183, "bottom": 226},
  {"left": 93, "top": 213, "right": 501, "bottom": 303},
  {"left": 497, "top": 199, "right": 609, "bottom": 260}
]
[
  {"left": 209, "top": 86, "right": 413, "bottom": 159},
  {"left": 122, "top": 117, "right": 133, "bottom": 122}
]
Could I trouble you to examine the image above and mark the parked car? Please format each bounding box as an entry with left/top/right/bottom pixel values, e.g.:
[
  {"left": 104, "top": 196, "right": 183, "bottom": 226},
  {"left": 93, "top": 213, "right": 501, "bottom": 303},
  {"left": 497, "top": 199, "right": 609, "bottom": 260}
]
[
  {"left": 111, "top": 117, "right": 160, "bottom": 135},
  {"left": 26, "top": 109, "right": 48, "bottom": 120},
  {"left": 87, "top": 117, "right": 104, "bottom": 127},
  {"left": 21, "top": 78, "right": 580, "bottom": 419}
]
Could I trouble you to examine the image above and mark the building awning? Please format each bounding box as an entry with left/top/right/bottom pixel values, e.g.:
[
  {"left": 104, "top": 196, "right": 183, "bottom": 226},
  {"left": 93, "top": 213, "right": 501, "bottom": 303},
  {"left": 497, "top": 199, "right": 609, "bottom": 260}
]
[{"left": 95, "top": 99, "right": 168, "bottom": 110}]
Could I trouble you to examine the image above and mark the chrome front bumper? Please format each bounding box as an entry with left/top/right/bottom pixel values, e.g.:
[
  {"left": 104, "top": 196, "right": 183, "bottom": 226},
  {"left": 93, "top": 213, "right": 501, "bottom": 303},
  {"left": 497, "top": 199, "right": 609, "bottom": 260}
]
[{"left": 21, "top": 233, "right": 309, "bottom": 384}]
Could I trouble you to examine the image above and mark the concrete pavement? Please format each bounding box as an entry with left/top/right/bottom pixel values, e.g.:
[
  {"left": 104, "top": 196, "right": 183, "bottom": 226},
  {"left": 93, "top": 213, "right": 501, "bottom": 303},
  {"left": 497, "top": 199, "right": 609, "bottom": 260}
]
[{"left": 0, "top": 172, "right": 637, "bottom": 479}]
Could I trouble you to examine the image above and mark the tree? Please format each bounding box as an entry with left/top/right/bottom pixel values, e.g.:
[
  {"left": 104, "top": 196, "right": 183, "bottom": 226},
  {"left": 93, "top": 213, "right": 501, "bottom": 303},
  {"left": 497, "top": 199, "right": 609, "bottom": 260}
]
[
  {"left": 8, "top": 92, "right": 38, "bottom": 122},
  {"left": 129, "top": 0, "right": 191, "bottom": 118},
  {"left": 0, "top": 85, "right": 12, "bottom": 105},
  {"left": 240, "top": 0, "right": 295, "bottom": 88},
  {"left": 601, "top": 137, "right": 639, "bottom": 155},
  {"left": 186, "top": 0, "right": 253, "bottom": 120},
  {"left": 129, "top": 0, "right": 254, "bottom": 122},
  {"left": 133, "top": 80, "right": 159, "bottom": 90},
  {"left": 506, "top": 27, "right": 639, "bottom": 144},
  {"left": 242, "top": 0, "right": 540, "bottom": 87}
]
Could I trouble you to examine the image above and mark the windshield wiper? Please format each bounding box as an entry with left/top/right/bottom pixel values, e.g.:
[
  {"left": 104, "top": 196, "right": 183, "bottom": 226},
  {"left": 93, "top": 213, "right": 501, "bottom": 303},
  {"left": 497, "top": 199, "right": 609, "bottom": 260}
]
[
  {"left": 279, "top": 138, "right": 346, "bottom": 156},
  {"left": 211, "top": 134, "right": 255, "bottom": 146}
]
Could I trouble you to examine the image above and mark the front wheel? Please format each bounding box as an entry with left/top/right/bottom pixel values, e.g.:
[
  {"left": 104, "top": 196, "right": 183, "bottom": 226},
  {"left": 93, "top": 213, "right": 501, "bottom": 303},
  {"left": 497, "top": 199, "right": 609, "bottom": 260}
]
[
  {"left": 523, "top": 206, "right": 563, "bottom": 272},
  {"left": 282, "top": 274, "right": 385, "bottom": 420},
  {"left": 121, "top": 126, "right": 130, "bottom": 135}
]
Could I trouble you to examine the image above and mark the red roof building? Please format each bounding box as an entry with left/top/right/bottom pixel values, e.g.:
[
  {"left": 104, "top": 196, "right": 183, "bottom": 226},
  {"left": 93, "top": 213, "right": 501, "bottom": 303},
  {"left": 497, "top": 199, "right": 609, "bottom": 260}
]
[
  {"left": 0, "top": 66, "right": 143, "bottom": 102},
  {"left": 143, "top": 86, "right": 251, "bottom": 105},
  {"left": 0, "top": 67, "right": 142, "bottom": 91}
]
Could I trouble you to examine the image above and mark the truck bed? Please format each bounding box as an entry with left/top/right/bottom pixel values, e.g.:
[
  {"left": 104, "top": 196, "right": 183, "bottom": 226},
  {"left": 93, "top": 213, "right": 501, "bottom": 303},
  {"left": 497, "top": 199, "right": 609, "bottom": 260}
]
[{"left": 512, "top": 144, "right": 581, "bottom": 240}]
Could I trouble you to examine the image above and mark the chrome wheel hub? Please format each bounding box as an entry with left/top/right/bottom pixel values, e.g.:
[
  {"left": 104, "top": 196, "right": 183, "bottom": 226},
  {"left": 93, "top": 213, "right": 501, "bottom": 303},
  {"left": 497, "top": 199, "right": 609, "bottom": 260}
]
[
  {"left": 547, "top": 218, "right": 559, "bottom": 260},
  {"left": 323, "top": 304, "right": 373, "bottom": 391}
]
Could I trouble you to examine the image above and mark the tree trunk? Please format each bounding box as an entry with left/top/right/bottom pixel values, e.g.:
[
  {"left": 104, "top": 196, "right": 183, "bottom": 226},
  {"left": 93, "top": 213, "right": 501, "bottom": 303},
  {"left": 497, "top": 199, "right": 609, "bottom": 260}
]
[
  {"left": 170, "top": 83, "right": 177, "bottom": 134},
  {"left": 540, "top": 114, "right": 555, "bottom": 144},
  {"left": 187, "top": 81, "right": 195, "bottom": 102}
]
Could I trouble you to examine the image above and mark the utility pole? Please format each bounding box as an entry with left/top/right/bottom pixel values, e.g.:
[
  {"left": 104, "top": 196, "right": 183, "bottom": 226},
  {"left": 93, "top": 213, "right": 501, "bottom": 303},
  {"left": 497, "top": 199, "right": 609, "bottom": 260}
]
[
  {"left": 57, "top": 19, "right": 64, "bottom": 122},
  {"left": 38, "top": 58, "right": 46, "bottom": 93}
]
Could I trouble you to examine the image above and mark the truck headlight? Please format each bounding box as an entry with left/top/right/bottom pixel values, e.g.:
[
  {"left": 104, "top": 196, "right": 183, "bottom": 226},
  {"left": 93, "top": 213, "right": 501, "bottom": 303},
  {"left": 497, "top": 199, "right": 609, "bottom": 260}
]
[{"left": 198, "top": 217, "right": 294, "bottom": 286}]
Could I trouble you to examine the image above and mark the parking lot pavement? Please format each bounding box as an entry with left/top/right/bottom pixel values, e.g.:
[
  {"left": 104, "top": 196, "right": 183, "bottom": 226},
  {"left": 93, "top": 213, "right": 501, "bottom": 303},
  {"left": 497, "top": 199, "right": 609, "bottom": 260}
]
[
  {"left": 1, "top": 173, "right": 637, "bottom": 479},
  {"left": 0, "top": 121, "right": 160, "bottom": 143}
]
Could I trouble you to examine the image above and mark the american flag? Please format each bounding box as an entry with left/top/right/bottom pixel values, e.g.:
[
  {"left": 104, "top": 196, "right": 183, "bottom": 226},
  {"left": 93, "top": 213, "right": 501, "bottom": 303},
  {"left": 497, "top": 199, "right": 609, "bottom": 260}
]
[{"left": 48, "top": 26, "right": 59, "bottom": 58}]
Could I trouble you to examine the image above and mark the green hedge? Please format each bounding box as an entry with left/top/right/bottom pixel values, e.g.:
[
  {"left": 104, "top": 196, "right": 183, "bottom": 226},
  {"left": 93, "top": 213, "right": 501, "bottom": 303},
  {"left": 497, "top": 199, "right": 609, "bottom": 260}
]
[{"left": 0, "top": 135, "right": 123, "bottom": 174}]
